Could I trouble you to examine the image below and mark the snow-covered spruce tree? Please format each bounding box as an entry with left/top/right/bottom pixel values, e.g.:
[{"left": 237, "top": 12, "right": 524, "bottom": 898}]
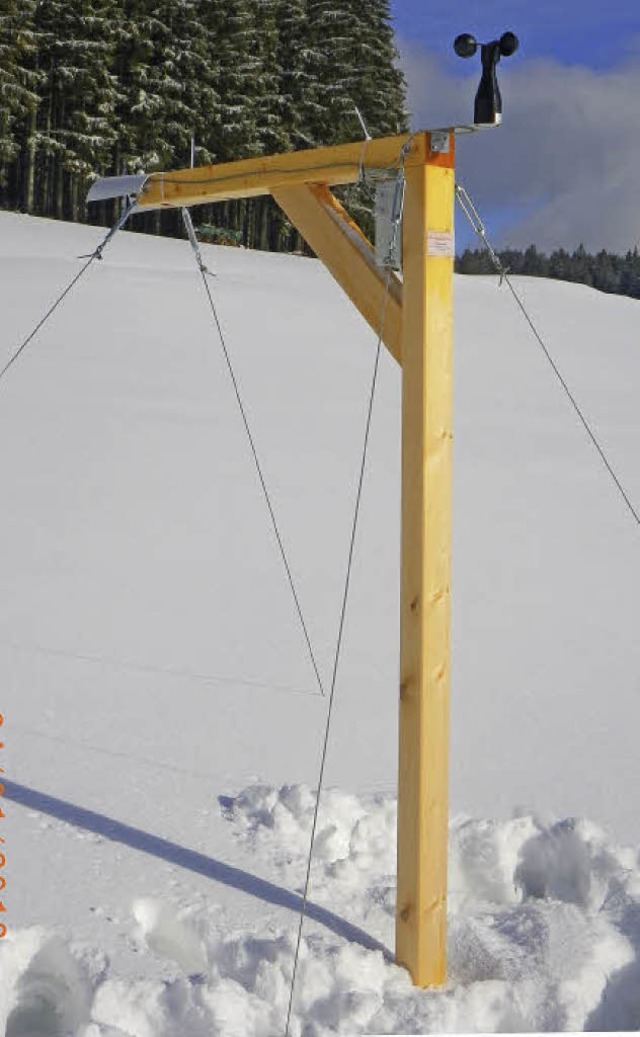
[
  {"left": 343, "top": 0, "right": 408, "bottom": 235},
  {"left": 200, "top": 0, "right": 289, "bottom": 249},
  {"left": 303, "top": 0, "right": 408, "bottom": 240},
  {"left": 193, "top": 0, "right": 251, "bottom": 242},
  {"left": 303, "top": 0, "right": 407, "bottom": 146},
  {"left": 244, "top": 0, "right": 291, "bottom": 249},
  {"left": 304, "top": 0, "right": 361, "bottom": 147},
  {"left": 113, "top": 0, "right": 219, "bottom": 233},
  {"left": 114, "top": 2, "right": 217, "bottom": 174},
  {"left": 22, "top": 0, "right": 119, "bottom": 220},
  {"left": 250, "top": 0, "right": 289, "bottom": 157},
  {"left": 275, "top": 0, "right": 317, "bottom": 151},
  {"left": 296, "top": 0, "right": 406, "bottom": 146},
  {"left": 0, "top": 1, "right": 35, "bottom": 173},
  {"left": 271, "top": 0, "right": 320, "bottom": 250},
  {"left": 204, "top": 0, "right": 261, "bottom": 163},
  {"left": 351, "top": 0, "right": 407, "bottom": 138},
  {"left": 0, "top": 0, "right": 40, "bottom": 209}
]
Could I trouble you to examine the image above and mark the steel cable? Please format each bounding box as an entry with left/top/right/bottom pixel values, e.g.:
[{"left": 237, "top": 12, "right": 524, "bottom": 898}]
[
  {"left": 456, "top": 183, "right": 640, "bottom": 530},
  {"left": 0, "top": 201, "right": 135, "bottom": 390},
  {"left": 182, "top": 209, "right": 326, "bottom": 699}
]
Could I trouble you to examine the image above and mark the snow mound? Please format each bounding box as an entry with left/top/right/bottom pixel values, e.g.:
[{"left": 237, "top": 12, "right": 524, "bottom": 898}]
[
  {"left": 222, "top": 783, "right": 396, "bottom": 875},
  {"left": 132, "top": 899, "right": 208, "bottom": 977},
  {"left": 0, "top": 928, "right": 92, "bottom": 1036},
  {"left": 2, "top": 787, "right": 640, "bottom": 1034}
]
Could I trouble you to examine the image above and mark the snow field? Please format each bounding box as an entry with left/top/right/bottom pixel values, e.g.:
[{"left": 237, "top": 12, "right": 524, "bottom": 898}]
[
  {"left": 1, "top": 211, "right": 640, "bottom": 1034},
  {"left": 2, "top": 784, "right": 640, "bottom": 1034}
]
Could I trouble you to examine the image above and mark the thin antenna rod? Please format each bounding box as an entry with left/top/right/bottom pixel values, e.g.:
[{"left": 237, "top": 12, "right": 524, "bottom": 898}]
[{"left": 354, "top": 106, "right": 372, "bottom": 141}]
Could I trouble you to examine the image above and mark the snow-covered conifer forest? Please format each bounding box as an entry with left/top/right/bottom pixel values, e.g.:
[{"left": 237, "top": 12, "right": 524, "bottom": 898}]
[{"left": 0, "top": 0, "right": 407, "bottom": 248}]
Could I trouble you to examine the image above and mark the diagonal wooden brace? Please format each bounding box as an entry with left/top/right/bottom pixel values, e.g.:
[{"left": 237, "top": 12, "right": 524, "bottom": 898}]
[{"left": 272, "top": 184, "right": 403, "bottom": 365}]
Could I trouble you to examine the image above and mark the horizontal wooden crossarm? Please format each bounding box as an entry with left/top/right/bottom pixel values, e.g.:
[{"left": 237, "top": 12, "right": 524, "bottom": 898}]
[
  {"left": 272, "top": 184, "right": 402, "bottom": 365},
  {"left": 137, "top": 132, "right": 428, "bottom": 209}
]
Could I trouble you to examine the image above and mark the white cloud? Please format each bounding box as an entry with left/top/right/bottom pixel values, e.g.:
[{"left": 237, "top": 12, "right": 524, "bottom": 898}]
[{"left": 398, "top": 40, "right": 640, "bottom": 252}]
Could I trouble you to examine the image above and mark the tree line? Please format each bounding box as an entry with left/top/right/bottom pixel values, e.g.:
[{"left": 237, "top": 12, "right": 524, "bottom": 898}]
[
  {"left": 0, "top": 0, "right": 407, "bottom": 249},
  {"left": 456, "top": 244, "right": 640, "bottom": 300}
]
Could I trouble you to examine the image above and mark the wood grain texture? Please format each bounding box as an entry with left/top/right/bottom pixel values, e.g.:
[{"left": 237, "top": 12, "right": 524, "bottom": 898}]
[
  {"left": 272, "top": 184, "right": 402, "bottom": 364},
  {"left": 396, "top": 134, "right": 455, "bottom": 986}
]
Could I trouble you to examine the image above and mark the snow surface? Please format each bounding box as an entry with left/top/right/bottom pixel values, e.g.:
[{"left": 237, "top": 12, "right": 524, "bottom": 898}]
[{"left": 0, "top": 210, "right": 639, "bottom": 1034}]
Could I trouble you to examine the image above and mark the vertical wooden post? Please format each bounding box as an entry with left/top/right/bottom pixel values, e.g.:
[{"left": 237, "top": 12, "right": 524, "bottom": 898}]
[{"left": 396, "top": 132, "right": 455, "bottom": 986}]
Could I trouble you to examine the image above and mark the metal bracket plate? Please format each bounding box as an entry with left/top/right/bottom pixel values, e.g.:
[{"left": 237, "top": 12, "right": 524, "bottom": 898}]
[
  {"left": 375, "top": 179, "right": 403, "bottom": 270},
  {"left": 86, "top": 174, "right": 148, "bottom": 204}
]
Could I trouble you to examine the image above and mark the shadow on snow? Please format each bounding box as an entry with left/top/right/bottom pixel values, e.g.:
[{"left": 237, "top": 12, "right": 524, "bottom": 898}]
[{"left": 3, "top": 779, "right": 391, "bottom": 960}]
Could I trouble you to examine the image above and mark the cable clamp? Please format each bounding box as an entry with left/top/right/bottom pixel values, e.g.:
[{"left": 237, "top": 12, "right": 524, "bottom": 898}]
[{"left": 78, "top": 197, "right": 137, "bottom": 260}]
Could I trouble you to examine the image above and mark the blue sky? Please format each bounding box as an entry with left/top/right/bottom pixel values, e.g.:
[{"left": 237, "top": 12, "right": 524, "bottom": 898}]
[
  {"left": 390, "top": 1, "right": 640, "bottom": 252},
  {"left": 390, "top": 1, "right": 640, "bottom": 71}
]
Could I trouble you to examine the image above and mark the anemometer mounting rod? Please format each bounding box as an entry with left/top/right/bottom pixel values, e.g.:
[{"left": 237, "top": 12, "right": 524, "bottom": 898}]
[{"left": 454, "top": 31, "right": 519, "bottom": 125}]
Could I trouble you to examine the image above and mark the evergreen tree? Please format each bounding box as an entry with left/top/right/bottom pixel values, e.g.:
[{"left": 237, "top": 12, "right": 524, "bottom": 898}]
[
  {"left": 0, "top": 0, "right": 39, "bottom": 180},
  {"left": 0, "top": 0, "right": 40, "bottom": 208},
  {"left": 621, "top": 248, "right": 640, "bottom": 299},
  {"left": 275, "top": 0, "right": 316, "bottom": 150},
  {"left": 112, "top": 0, "right": 156, "bottom": 174},
  {"left": 19, "top": 0, "right": 119, "bottom": 219},
  {"left": 304, "top": 0, "right": 406, "bottom": 146},
  {"left": 202, "top": 0, "right": 296, "bottom": 249},
  {"left": 352, "top": 0, "right": 407, "bottom": 137},
  {"left": 207, "top": 0, "right": 262, "bottom": 162},
  {"left": 112, "top": 0, "right": 220, "bottom": 233},
  {"left": 549, "top": 247, "right": 571, "bottom": 281},
  {"left": 250, "top": 0, "right": 289, "bottom": 155},
  {"left": 571, "top": 243, "right": 593, "bottom": 286},
  {"left": 303, "top": 0, "right": 407, "bottom": 238},
  {"left": 522, "top": 244, "right": 549, "bottom": 277},
  {"left": 115, "top": 0, "right": 218, "bottom": 174},
  {"left": 154, "top": 0, "right": 219, "bottom": 168},
  {"left": 245, "top": 0, "right": 296, "bottom": 249},
  {"left": 305, "top": 0, "right": 365, "bottom": 146},
  {"left": 593, "top": 249, "right": 617, "bottom": 295}
]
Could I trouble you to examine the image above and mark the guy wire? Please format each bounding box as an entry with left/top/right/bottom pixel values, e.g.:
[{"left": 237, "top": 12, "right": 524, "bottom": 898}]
[
  {"left": 0, "top": 201, "right": 136, "bottom": 390},
  {"left": 455, "top": 183, "right": 640, "bottom": 530},
  {"left": 283, "top": 139, "right": 408, "bottom": 1031},
  {"left": 0, "top": 255, "right": 96, "bottom": 387},
  {"left": 283, "top": 266, "right": 391, "bottom": 1037},
  {"left": 182, "top": 208, "right": 326, "bottom": 698}
]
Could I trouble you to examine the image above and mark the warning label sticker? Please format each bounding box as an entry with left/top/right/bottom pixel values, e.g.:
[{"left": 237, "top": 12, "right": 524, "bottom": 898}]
[{"left": 427, "top": 231, "right": 454, "bottom": 257}]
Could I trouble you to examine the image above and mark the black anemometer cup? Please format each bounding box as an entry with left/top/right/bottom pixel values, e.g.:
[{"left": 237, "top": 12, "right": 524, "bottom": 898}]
[
  {"left": 453, "top": 33, "right": 477, "bottom": 59},
  {"left": 454, "top": 31, "right": 519, "bottom": 125}
]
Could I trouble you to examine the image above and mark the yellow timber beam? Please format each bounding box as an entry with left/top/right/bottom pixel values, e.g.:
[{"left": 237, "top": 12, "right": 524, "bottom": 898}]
[
  {"left": 137, "top": 132, "right": 428, "bottom": 209},
  {"left": 396, "top": 135, "right": 455, "bottom": 986},
  {"left": 272, "top": 184, "right": 402, "bottom": 365}
]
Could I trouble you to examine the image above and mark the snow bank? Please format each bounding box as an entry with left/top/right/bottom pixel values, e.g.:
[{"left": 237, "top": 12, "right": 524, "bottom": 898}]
[{"left": 2, "top": 785, "right": 640, "bottom": 1035}]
